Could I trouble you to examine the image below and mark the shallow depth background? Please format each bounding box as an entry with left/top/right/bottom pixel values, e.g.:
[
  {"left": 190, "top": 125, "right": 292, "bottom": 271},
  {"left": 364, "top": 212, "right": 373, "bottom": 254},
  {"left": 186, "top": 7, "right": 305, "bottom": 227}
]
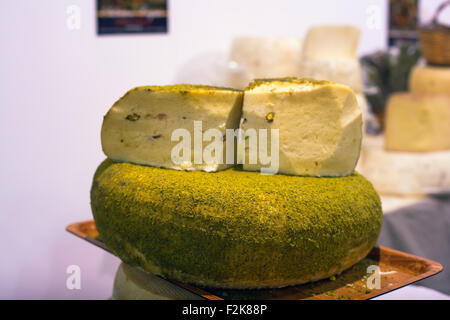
[{"left": 0, "top": 0, "right": 445, "bottom": 299}]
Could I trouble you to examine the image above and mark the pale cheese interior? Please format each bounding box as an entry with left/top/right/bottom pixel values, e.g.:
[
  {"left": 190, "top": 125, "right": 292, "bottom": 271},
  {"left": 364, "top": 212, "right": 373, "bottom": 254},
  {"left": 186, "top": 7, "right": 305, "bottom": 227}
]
[
  {"left": 242, "top": 80, "right": 362, "bottom": 176},
  {"left": 101, "top": 87, "right": 243, "bottom": 172}
]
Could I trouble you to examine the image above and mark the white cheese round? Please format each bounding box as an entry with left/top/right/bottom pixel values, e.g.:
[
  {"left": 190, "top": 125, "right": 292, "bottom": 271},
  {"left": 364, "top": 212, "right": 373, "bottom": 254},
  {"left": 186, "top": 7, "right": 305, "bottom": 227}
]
[{"left": 357, "top": 136, "right": 450, "bottom": 196}]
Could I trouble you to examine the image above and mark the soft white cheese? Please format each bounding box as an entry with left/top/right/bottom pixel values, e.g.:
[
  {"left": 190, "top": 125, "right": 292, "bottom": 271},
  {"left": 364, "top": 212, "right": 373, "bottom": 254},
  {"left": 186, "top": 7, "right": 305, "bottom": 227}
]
[
  {"left": 241, "top": 78, "right": 362, "bottom": 176},
  {"left": 101, "top": 85, "right": 243, "bottom": 172}
]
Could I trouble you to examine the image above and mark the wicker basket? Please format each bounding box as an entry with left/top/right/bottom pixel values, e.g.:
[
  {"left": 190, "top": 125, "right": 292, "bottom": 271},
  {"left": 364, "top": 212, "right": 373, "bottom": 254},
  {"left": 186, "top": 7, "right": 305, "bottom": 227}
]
[{"left": 419, "top": 0, "right": 450, "bottom": 66}]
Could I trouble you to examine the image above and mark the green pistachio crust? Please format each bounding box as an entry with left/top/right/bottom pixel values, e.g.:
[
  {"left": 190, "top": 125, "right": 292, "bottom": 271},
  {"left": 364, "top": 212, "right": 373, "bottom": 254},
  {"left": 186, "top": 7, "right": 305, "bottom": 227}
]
[
  {"left": 91, "top": 159, "right": 382, "bottom": 289},
  {"left": 112, "top": 85, "right": 243, "bottom": 110},
  {"left": 245, "top": 77, "right": 334, "bottom": 90},
  {"left": 121, "top": 84, "right": 242, "bottom": 97}
]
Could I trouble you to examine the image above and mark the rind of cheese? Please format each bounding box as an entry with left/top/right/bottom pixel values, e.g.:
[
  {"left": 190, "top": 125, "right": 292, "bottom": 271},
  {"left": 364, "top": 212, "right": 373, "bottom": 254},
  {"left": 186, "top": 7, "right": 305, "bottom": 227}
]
[
  {"left": 101, "top": 85, "right": 243, "bottom": 172},
  {"left": 241, "top": 78, "right": 362, "bottom": 176},
  {"left": 302, "top": 25, "right": 360, "bottom": 60},
  {"left": 298, "top": 59, "right": 363, "bottom": 93},
  {"left": 358, "top": 135, "right": 450, "bottom": 195},
  {"left": 91, "top": 159, "right": 382, "bottom": 289},
  {"left": 228, "top": 37, "right": 303, "bottom": 89},
  {"left": 384, "top": 93, "right": 450, "bottom": 152},
  {"left": 409, "top": 65, "right": 450, "bottom": 94}
]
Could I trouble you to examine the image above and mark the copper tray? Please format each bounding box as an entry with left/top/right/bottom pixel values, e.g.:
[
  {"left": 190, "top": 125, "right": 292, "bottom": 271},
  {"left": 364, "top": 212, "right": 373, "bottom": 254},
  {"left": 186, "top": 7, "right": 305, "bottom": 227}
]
[{"left": 67, "top": 220, "right": 443, "bottom": 300}]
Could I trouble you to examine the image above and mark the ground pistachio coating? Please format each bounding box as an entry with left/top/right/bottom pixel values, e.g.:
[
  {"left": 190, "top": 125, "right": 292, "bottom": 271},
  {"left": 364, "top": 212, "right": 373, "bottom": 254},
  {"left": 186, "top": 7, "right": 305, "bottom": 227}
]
[
  {"left": 246, "top": 77, "right": 333, "bottom": 90},
  {"left": 91, "top": 159, "right": 382, "bottom": 289}
]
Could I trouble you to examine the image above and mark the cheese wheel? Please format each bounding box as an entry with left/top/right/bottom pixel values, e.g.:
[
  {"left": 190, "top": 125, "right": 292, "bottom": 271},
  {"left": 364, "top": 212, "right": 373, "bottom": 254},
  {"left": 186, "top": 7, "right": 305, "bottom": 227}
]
[
  {"left": 358, "top": 136, "right": 450, "bottom": 196},
  {"left": 91, "top": 159, "right": 382, "bottom": 289},
  {"left": 409, "top": 65, "right": 450, "bottom": 94}
]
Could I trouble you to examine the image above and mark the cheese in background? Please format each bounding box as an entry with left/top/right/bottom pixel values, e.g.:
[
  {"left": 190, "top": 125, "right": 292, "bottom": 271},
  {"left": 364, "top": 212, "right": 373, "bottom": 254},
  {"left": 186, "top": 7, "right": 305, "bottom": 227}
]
[
  {"left": 409, "top": 65, "right": 450, "bottom": 94},
  {"left": 299, "top": 25, "right": 363, "bottom": 94},
  {"left": 101, "top": 85, "right": 243, "bottom": 172},
  {"left": 384, "top": 93, "right": 450, "bottom": 152},
  {"left": 358, "top": 135, "right": 450, "bottom": 195},
  {"left": 302, "top": 25, "right": 360, "bottom": 60},
  {"left": 228, "top": 37, "right": 303, "bottom": 89},
  {"left": 241, "top": 78, "right": 362, "bottom": 176},
  {"left": 298, "top": 59, "right": 363, "bottom": 93}
]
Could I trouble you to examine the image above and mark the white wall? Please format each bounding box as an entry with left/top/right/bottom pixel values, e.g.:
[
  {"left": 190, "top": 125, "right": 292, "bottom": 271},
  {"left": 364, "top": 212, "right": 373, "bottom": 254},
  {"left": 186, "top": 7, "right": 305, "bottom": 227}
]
[{"left": 0, "top": 0, "right": 390, "bottom": 299}]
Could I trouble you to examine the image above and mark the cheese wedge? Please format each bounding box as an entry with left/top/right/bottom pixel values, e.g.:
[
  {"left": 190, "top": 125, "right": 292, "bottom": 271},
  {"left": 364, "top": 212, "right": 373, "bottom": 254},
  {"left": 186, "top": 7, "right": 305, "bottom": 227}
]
[
  {"left": 409, "top": 65, "right": 450, "bottom": 94},
  {"left": 101, "top": 85, "right": 243, "bottom": 172},
  {"left": 384, "top": 93, "right": 450, "bottom": 152},
  {"left": 302, "top": 25, "right": 360, "bottom": 60},
  {"left": 241, "top": 78, "right": 362, "bottom": 176}
]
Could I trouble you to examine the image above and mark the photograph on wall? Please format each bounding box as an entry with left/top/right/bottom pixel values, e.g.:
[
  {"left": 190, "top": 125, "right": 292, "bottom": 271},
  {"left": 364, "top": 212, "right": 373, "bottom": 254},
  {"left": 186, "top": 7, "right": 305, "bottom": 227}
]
[
  {"left": 97, "top": 0, "right": 168, "bottom": 35},
  {"left": 388, "top": 0, "right": 419, "bottom": 45}
]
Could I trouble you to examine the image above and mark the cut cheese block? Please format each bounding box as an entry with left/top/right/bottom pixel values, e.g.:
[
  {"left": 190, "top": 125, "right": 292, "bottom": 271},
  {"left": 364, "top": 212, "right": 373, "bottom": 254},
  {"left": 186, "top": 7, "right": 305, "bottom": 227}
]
[
  {"left": 384, "top": 93, "right": 450, "bottom": 152},
  {"left": 358, "top": 135, "right": 450, "bottom": 195},
  {"left": 101, "top": 85, "right": 243, "bottom": 172},
  {"left": 409, "top": 65, "right": 450, "bottom": 94},
  {"left": 228, "top": 37, "right": 303, "bottom": 89},
  {"left": 302, "top": 25, "right": 360, "bottom": 60},
  {"left": 241, "top": 78, "right": 362, "bottom": 176},
  {"left": 112, "top": 263, "right": 203, "bottom": 300},
  {"left": 298, "top": 58, "right": 363, "bottom": 93}
]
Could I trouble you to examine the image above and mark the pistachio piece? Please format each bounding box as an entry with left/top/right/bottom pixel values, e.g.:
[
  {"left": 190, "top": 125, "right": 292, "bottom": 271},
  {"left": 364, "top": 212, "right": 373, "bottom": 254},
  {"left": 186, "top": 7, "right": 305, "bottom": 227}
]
[
  {"left": 265, "top": 112, "right": 274, "bottom": 122},
  {"left": 125, "top": 113, "right": 140, "bottom": 121}
]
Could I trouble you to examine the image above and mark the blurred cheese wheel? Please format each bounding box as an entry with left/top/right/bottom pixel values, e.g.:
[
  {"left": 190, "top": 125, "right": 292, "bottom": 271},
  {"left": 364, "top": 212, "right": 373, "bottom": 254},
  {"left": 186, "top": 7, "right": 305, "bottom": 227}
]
[
  {"left": 358, "top": 136, "right": 450, "bottom": 196},
  {"left": 409, "top": 65, "right": 450, "bottom": 94}
]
